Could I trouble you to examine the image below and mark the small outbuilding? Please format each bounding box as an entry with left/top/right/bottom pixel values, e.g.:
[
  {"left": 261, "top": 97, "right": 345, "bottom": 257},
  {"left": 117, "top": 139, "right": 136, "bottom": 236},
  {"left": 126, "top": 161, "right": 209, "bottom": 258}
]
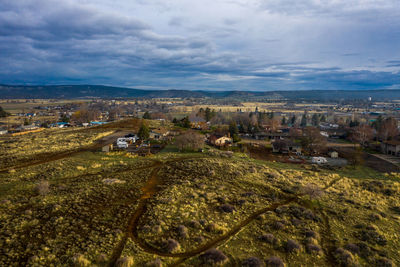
[
  {"left": 102, "top": 144, "right": 113, "bottom": 152},
  {"left": 328, "top": 151, "right": 339, "bottom": 158}
]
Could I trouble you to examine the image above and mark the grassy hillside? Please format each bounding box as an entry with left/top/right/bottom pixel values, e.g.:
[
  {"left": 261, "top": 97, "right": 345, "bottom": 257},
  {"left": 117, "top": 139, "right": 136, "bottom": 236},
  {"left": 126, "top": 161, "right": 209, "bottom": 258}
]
[{"left": 0, "top": 130, "right": 399, "bottom": 266}]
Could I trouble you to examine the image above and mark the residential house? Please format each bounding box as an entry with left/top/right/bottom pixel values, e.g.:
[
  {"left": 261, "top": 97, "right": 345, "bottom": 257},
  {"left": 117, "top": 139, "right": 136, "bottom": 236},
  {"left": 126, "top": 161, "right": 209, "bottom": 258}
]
[
  {"left": 150, "top": 128, "right": 170, "bottom": 140},
  {"left": 265, "top": 132, "right": 288, "bottom": 141},
  {"left": 381, "top": 140, "right": 400, "bottom": 156},
  {"left": 189, "top": 116, "right": 208, "bottom": 130},
  {"left": 272, "top": 139, "right": 302, "bottom": 154},
  {"left": 209, "top": 135, "right": 232, "bottom": 147},
  {"left": 319, "top": 123, "right": 339, "bottom": 130},
  {"left": 16, "top": 124, "right": 39, "bottom": 131}
]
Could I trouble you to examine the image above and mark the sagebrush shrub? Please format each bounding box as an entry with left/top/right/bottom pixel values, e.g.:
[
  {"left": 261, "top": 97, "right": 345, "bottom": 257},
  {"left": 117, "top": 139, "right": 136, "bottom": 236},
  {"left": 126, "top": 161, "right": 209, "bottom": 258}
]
[
  {"left": 265, "top": 256, "right": 285, "bottom": 267},
  {"left": 199, "top": 248, "right": 228, "bottom": 266},
  {"left": 241, "top": 256, "right": 265, "bottom": 267},
  {"left": 259, "top": 233, "right": 277, "bottom": 245},
  {"left": 72, "top": 254, "right": 90, "bottom": 267},
  {"left": 35, "top": 180, "right": 49, "bottom": 195},
  {"left": 162, "top": 239, "right": 180, "bottom": 253},
  {"left": 285, "top": 239, "right": 300, "bottom": 253}
]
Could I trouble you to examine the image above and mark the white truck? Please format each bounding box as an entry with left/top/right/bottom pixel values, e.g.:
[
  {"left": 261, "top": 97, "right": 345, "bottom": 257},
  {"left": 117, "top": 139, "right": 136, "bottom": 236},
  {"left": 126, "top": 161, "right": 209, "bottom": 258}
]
[
  {"left": 117, "top": 138, "right": 129, "bottom": 149},
  {"left": 311, "top": 157, "right": 327, "bottom": 164}
]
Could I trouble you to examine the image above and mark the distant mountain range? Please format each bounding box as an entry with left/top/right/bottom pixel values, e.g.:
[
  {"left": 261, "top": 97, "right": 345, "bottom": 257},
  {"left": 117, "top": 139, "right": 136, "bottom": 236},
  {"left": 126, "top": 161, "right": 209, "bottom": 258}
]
[{"left": 1, "top": 84, "right": 400, "bottom": 101}]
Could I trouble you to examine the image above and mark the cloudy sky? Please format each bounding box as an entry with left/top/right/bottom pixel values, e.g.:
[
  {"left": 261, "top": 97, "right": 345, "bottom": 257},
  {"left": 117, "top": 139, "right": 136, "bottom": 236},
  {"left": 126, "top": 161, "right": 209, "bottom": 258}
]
[{"left": 1, "top": 0, "right": 400, "bottom": 91}]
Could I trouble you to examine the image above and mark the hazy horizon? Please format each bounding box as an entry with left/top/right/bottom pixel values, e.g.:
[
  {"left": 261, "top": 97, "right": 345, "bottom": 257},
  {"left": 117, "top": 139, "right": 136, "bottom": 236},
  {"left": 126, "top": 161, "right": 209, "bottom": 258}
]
[{"left": 1, "top": 0, "right": 400, "bottom": 91}]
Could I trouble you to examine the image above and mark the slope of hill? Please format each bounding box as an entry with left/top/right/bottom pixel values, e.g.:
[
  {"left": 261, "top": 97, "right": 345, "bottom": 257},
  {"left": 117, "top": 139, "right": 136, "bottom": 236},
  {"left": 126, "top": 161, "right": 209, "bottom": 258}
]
[
  {"left": 0, "top": 126, "right": 399, "bottom": 266},
  {"left": 1, "top": 84, "right": 400, "bottom": 101}
]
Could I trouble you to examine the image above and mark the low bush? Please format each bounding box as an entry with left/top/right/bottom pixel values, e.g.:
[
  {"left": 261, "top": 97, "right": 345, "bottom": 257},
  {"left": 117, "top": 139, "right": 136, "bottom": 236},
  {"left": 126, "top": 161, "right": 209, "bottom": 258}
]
[
  {"left": 285, "top": 239, "right": 301, "bottom": 253},
  {"left": 116, "top": 256, "right": 134, "bottom": 267},
  {"left": 199, "top": 248, "right": 228, "bottom": 266},
  {"left": 241, "top": 256, "right": 265, "bottom": 267},
  {"left": 375, "top": 257, "right": 393, "bottom": 267},
  {"left": 177, "top": 225, "right": 188, "bottom": 238},
  {"left": 334, "top": 248, "right": 355, "bottom": 267},
  {"left": 265, "top": 256, "right": 285, "bottom": 267},
  {"left": 34, "top": 180, "right": 49, "bottom": 195},
  {"left": 306, "top": 243, "right": 322, "bottom": 254},
  {"left": 146, "top": 258, "right": 163, "bottom": 267},
  {"left": 259, "top": 233, "right": 277, "bottom": 245},
  {"left": 218, "top": 204, "right": 235, "bottom": 213},
  {"left": 72, "top": 254, "right": 90, "bottom": 267},
  {"left": 161, "top": 239, "right": 181, "bottom": 253}
]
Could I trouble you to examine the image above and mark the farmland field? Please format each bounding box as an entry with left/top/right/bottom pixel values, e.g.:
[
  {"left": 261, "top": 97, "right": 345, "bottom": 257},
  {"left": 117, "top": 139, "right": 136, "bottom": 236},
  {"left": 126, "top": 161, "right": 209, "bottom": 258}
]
[{"left": 1, "top": 127, "right": 399, "bottom": 266}]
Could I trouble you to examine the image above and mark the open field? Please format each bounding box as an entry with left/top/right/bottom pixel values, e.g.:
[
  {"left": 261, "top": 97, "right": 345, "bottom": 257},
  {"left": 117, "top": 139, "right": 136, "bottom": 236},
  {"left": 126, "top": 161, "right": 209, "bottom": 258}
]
[
  {"left": 0, "top": 128, "right": 115, "bottom": 170},
  {"left": 0, "top": 99, "right": 90, "bottom": 114},
  {"left": 1, "top": 126, "right": 399, "bottom": 266}
]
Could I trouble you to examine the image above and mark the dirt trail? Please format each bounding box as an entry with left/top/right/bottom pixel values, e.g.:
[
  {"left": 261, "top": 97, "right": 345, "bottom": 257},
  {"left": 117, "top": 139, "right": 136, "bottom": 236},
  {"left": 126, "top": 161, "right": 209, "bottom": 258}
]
[
  {"left": 109, "top": 157, "right": 344, "bottom": 266},
  {"left": 318, "top": 210, "right": 337, "bottom": 266},
  {"left": 108, "top": 156, "right": 207, "bottom": 266},
  {"left": 109, "top": 163, "right": 162, "bottom": 266}
]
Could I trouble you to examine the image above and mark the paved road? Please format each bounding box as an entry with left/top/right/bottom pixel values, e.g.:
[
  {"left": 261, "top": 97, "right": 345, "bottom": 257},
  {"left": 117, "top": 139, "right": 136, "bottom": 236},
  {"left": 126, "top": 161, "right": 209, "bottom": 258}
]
[{"left": 370, "top": 153, "right": 400, "bottom": 165}]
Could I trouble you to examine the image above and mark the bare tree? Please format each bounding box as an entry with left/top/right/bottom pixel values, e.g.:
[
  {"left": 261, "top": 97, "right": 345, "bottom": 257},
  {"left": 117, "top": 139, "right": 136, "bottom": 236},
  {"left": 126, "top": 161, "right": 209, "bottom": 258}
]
[
  {"left": 71, "top": 108, "right": 100, "bottom": 124},
  {"left": 350, "top": 124, "right": 373, "bottom": 146},
  {"left": 269, "top": 118, "right": 280, "bottom": 132},
  {"left": 108, "top": 107, "right": 121, "bottom": 121},
  {"left": 300, "top": 127, "right": 327, "bottom": 155},
  {"left": 378, "top": 117, "right": 398, "bottom": 141},
  {"left": 174, "top": 131, "right": 205, "bottom": 151}
]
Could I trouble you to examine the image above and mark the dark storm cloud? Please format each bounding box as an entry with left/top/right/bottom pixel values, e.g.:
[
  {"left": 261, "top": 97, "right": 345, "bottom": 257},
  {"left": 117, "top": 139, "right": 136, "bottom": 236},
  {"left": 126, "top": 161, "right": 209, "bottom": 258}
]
[{"left": 0, "top": 0, "right": 400, "bottom": 90}]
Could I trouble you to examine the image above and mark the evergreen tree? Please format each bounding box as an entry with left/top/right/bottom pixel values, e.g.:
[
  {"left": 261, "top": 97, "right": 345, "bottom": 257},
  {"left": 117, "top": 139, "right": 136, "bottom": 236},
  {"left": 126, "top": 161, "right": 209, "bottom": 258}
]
[
  {"left": 311, "top": 114, "right": 320, "bottom": 126},
  {"left": 349, "top": 120, "right": 359, "bottom": 127},
  {"left": 247, "top": 122, "right": 253, "bottom": 134},
  {"left": 0, "top": 106, "right": 10, "bottom": 117},
  {"left": 239, "top": 122, "right": 245, "bottom": 133},
  {"left": 205, "top": 107, "right": 212, "bottom": 121},
  {"left": 142, "top": 111, "right": 151, "bottom": 119},
  {"left": 60, "top": 114, "right": 70, "bottom": 123},
  {"left": 138, "top": 123, "right": 150, "bottom": 140},
  {"left": 320, "top": 114, "right": 326, "bottom": 122},
  {"left": 290, "top": 115, "right": 296, "bottom": 125},
  {"left": 372, "top": 115, "right": 383, "bottom": 130},
  {"left": 281, "top": 116, "right": 287, "bottom": 125},
  {"left": 300, "top": 114, "right": 308, "bottom": 127},
  {"left": 269, "top": 111, "right": 274, "bottom": 119},
  {"left": 182, "top": 116, "right": 191, "bottom": 128},
  {"left": 229, "top": 121, "right": 239, "bottom": 138}
]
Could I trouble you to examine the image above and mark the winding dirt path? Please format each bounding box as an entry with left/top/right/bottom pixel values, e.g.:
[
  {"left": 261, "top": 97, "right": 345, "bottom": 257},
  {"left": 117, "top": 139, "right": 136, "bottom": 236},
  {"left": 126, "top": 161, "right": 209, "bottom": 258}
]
[{"left": 109, "top": 156, "right": 344, "bottom": 266}]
